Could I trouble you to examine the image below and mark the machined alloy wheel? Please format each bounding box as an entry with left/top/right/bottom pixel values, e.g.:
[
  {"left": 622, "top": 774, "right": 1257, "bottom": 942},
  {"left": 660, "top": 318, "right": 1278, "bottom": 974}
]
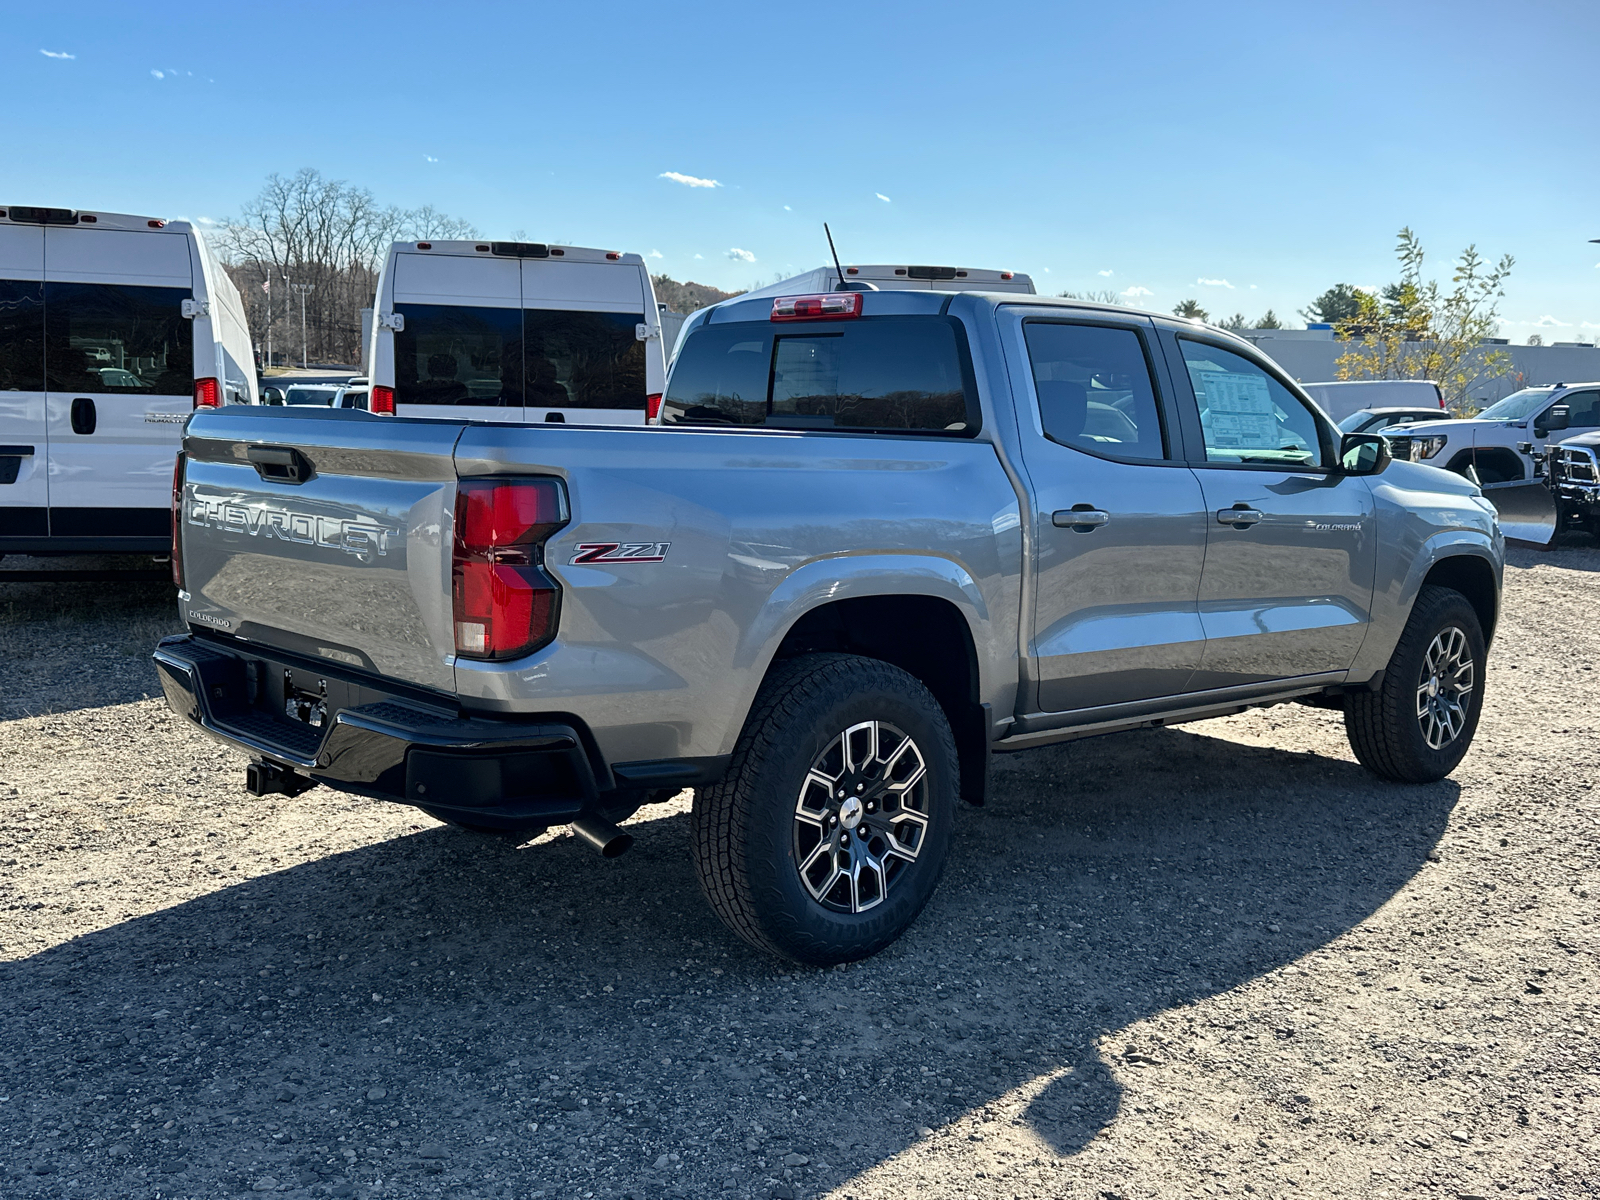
[
  {"left": 793, "top": 720, "right": 931, "bottom": 913},
  {"left": 1346, "top": 583, "right": 1488, "bottom": 784},
  {"left": 1415, "top": 626, "right": 1475, "bottom": 750},
  {"left": 692, "top": 653, "right": 957, "bottom": 965}
]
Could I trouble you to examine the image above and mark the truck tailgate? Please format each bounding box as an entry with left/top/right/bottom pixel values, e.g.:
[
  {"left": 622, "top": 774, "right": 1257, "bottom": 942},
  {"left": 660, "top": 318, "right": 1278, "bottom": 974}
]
[{"left": 180, "top": 407, "right": 465, "bottom": 693}]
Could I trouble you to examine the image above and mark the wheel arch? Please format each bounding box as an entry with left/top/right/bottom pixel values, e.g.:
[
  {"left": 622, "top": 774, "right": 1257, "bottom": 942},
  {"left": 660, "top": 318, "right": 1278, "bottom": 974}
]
[
  {"left": 765, "top": 592, "right": 990, "bottom": 805},
  {"left": 1420, "top": 553, "right": 1500, "bottom": 645}
]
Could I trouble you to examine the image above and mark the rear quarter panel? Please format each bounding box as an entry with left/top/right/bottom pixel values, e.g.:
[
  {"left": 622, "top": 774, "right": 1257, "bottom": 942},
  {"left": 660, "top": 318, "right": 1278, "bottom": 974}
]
[{"left": 452, "top": 424, "right": 1022, "bottom": 764}]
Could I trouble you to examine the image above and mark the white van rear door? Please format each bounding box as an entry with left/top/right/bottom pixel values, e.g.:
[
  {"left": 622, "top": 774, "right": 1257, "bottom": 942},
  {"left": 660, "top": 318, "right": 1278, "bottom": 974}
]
[
  {"left": 0, "top": 225, "right": 48, "bottom": 543},
  {"left": 44, "top": 227, "right": 192, "bottom": 544},
  {"left": 520, "top": 261, "right": 651, "bottom": 426},
  {"left": 389, "top": 252, "right": 523, "bottom": 424}
]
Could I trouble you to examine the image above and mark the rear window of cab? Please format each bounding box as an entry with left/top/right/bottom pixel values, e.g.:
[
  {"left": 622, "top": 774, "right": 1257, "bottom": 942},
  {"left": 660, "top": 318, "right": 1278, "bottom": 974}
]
[{"left": 660, "top": 315, "right": 980, "bottom": 434}]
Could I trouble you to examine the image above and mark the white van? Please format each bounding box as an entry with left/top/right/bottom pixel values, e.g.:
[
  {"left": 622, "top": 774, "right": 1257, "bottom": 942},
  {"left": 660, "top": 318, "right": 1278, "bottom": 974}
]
[
  {"left": 0, "top": 205, "right": 256, "bottom": 556},
  {"left": 1298, "top": 379, "right": 1445, "bottom": 424},
  {"left": 365, "top": 240, "right": 664, "bottom": 425},
  {"left": 741, "top": 263, "right": 1037, "bottom": 301}
]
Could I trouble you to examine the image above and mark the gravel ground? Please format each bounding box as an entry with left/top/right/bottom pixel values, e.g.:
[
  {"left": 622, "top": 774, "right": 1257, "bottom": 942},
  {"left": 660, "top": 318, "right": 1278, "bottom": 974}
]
[{"left": 0, "top": 544, "right": 1596, "bottom": 1200}]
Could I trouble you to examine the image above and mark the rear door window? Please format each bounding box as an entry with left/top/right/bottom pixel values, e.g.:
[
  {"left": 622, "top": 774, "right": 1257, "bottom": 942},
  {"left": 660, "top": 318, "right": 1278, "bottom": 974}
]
[
  {"left": 393, "top": 303, "right": 521, "bottom": 407},
  {"left": 43, "top": 282, "right": 192, "bottom": 395},
  {"left": 0, "top": 279, "right": 45, "bottom": 391},
  {"left": 662, "top": 316, "right": 976, "bottom": 433},
  {"left": 524, "top": 310, "right": 646, "bottom": 410},
  {"left": 1021, "top": 321, "right": 1169, "bottom": 460}
]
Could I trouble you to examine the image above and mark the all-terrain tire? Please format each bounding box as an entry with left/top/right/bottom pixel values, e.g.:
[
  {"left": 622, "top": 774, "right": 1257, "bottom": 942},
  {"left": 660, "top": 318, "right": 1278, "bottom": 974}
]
[
  {"left": 691, "top": 653, "right": 957, "bottom": 966},
  {"left": 1346, "top": 584, "right": 1487, "bottom": 783}
]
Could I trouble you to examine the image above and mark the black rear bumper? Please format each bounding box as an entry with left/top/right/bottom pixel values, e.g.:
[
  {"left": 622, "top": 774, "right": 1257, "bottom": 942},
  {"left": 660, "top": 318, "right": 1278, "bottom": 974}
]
[{"left": 152, "top": 633, "right": 605, "bottom": 826}]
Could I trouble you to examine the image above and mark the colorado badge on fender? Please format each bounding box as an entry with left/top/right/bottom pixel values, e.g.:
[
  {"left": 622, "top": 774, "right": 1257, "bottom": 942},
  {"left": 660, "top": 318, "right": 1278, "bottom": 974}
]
[{"left": 569, "top": 542, "right": 671, "bottom": 565}]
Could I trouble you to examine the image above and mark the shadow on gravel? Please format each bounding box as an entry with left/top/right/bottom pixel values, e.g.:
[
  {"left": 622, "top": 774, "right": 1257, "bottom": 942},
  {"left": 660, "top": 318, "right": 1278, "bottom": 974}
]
[{"left": 0, "top": 720, "right": 1458, "bottom": 1198}]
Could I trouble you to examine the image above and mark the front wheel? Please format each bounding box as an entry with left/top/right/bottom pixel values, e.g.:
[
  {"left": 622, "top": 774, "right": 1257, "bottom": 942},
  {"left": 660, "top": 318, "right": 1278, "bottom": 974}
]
[
  {"left": 692, "top": 653, "right": 957, "bottom": 965},
  {"left": 1345, "top": 584, "right": 1487, "bottom": 783}
]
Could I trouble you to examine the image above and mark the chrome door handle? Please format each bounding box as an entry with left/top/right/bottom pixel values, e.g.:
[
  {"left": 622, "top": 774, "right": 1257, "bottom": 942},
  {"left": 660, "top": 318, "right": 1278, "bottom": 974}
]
[
  {"left": 1217, "top": 506, "right": 1264, "bottom": 527},
  {"left": 1053, "top": 508, "right": 1110, "bottom": 531}
]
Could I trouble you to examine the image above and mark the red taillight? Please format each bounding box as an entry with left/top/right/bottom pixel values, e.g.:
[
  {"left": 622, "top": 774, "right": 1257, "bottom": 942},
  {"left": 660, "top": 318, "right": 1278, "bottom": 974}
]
[
  {"left": 606, "top": 251, "right": 621, "bottom": 261},
  {"left": 452, "top": 478, "right": 569, "bottom": 660},
  {"left": 148, "top": 219, "right": 166, "bottom": 228},
  {"left": 771, "top": 293, "right": 864, "bottom": 322},
  {"left": 170, "top": 452, "right": 185, "bottom": 589},
  {"left": 193, "top": 377, "right": 220, "bottom": 408},
  {"left": 370, "top": 385, "right": 396, "bottom": 415},
  {"left": 1000, "top": 272, "right": 1014, "bottom": 280},
  {"left": 645, "top": 393, "right": 663, "bottom": 421}
]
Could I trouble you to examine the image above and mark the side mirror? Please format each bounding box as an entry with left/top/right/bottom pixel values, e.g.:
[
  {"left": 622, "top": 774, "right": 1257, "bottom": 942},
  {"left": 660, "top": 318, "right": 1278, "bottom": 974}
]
[
  {"left": 1535, "top": 403, "right": 1570, "bottom": 435},
  {"left": 1339, "top": 431, "right": 1391, "bottom": 476}
]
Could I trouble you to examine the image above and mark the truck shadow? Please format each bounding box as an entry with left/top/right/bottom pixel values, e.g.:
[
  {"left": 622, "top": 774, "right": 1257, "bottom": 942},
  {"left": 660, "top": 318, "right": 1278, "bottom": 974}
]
[{"left": 0, "top": 719, "right": 1456, "bottom": 1197}]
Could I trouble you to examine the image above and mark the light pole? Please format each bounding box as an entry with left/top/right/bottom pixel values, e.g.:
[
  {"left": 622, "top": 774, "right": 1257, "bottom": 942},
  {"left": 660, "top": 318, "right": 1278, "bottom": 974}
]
[
  {"left": 263, "top": 274, "right": 272, "bottom": 369},
  {"left": 291, "top": 282, "right": 315, "bottom": 369}
]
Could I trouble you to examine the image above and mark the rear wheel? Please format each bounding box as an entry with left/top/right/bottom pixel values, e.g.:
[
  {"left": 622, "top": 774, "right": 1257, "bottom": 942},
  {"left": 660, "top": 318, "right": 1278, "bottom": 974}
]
[
  {"left": 1345, "top": 585, "right": 1486, "bottom": 783},
  {"left": 691, "top": 653, "right": 956, "bottom": 965}
]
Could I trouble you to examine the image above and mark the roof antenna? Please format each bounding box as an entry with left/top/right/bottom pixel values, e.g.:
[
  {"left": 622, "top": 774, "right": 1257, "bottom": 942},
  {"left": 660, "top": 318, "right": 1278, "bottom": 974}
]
[{"left": 824, "top": 223, "right": 846, "bottom": 290}]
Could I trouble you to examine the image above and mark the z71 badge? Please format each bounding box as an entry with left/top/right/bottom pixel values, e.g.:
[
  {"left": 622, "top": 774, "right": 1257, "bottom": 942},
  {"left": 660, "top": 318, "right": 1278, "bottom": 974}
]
[{"left": 569, "top": 542, "right": 670, "bottom": 565}]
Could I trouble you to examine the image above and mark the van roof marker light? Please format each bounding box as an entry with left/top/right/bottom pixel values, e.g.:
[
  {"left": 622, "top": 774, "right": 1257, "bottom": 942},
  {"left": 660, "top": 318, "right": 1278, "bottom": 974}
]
[
  {"left": 606, "top": 252, "right": 621, "bottom": 260},
  {"left": 147, "top": 219, "right": 165, "bottom": 228},
  {"left": 79, "top": 214, "right": 97, "bottom": 223},
  {"left": 416, "top": 242, "right": 431, "bottom": 250},
  {"left": 771, "top": 293, "right": 864, "bottom": 322}
]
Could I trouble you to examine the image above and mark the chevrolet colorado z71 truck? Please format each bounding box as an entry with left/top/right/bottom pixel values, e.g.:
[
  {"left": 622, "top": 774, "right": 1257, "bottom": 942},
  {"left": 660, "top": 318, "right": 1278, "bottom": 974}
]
[{"left": 155, "top": 290, "right": 1504, "bottom": 964}]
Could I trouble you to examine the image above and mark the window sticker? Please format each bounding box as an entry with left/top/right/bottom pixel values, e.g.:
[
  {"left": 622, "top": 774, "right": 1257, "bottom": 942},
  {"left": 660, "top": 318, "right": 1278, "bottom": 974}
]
[{"left": 1200, "top": 370, "right": 1279, "bottom": 449}]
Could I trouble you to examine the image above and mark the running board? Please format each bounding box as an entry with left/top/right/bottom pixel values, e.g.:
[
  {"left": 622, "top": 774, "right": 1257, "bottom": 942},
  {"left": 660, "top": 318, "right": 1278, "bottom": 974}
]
[{"left": 994, "top": 679, "right": 1340, "bottom": 753}]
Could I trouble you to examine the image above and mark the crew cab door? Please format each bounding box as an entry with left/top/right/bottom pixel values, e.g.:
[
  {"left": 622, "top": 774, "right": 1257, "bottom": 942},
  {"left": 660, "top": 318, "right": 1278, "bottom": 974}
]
[
  {"left": 1003, "top": 311, "right": 1207, "bottom": 711},
  {"left": 1163, "top": 333, "right": 1377, "bottom": 688},
  {"left": 0, "top": 224, "right": 47, "bottom": 541},
  {"left": 44, "top": 227, "right": 194, "bottom": 541}
]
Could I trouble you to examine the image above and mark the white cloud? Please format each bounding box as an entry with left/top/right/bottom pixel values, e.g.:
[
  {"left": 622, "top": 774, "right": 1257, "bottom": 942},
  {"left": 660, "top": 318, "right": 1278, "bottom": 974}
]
[
  {"left": 1355, "top": 284, "right": 1380, "bottom": 295},
  {"left": 1097, "top": 269, "right": 1113, "bottom": 277},
  {"left": 1197, "top": 277, "right": 1234, "bottom": 289},
  {"left": 40, "top": 49, "right": 74, "bottom": 59},
  {"left": 1042, "top": 267, "right": 1051, "bottom": 273},
  {"left": 875, "top": 193, "right": 891, "bottom": 203},
  {"left": 424, "top": 155, "right": 438, "bottom": 163},
  {"left": 1532, "top": 314, "right": 1571, "bottom": 328},
  {"left": 727, "top": 248, "right": 756, "bottom": 263},
  {"left": 648, "top": 249, "right": 663, "bottom": 259},
  {"left": 150, "top": 69, "right": 164, "bottom": 79},
  {"left": 783, "top": 205, "right": 792, "bottom": 212},
  {"left": 693, "top": 253, "right": 703, "bottom": 260},
  {"left": 1121, "top": 286, "right": 1154, "bottom": 298},
  {"left": 660, "top": 171, "right": 721, "bottom": 189},
  {"left": 1249, "top": 284, "right": 1258, "bottom": 290}
]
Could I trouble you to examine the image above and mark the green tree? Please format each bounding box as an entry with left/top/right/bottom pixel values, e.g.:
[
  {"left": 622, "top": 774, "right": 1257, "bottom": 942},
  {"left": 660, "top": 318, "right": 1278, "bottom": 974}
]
[
  {"left": 1172, "top": 298, "right": 1208, "bottom": 320},
  {"left": 1254, "top": 309, "right": 1283, "bottom": 329},
  {"left": 1301, "top": 284, "right": 1364, "bottom": 325},
  {"left": 1217, "top": 312, "right": 1248, "bottom": 331},
  {"left": 1334, "top": 228, "right": 1514, "bottom": 413}
]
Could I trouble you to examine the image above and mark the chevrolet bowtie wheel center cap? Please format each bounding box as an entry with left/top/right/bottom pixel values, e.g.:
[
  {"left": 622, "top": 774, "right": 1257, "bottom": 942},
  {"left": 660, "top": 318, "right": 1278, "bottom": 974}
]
[{"left": 838, "top": 796, "right": 864, "bottom": 829}]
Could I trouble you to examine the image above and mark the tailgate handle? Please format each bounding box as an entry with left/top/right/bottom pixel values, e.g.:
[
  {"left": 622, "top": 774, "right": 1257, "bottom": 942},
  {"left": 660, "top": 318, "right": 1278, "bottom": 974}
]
[{"left": 246, "top": 445, "right": 315, "bottom": 484}]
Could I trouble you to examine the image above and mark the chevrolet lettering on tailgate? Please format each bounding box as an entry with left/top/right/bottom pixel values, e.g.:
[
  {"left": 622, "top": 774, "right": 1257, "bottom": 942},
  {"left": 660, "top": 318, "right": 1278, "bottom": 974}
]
[{"left": 186, "top": 496, "right": 394, "bottom": 561}]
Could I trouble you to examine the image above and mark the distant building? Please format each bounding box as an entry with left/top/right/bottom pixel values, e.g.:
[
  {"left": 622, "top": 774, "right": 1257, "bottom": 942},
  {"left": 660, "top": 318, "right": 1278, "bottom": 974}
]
[{"left": 1239, "top": 327, "right": 1600, "bottom": 407}]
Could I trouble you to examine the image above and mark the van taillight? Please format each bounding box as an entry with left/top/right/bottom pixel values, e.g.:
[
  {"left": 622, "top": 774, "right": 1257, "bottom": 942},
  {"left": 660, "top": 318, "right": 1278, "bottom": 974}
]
[
  {"left": 646, "top": 393, "right": 663, "bottom": 421},
  {"left": 452, "top": 478, "right": 569, "bottom": 660},
  {"left": 170, "top": 452, "right": 185, "bottom": 589},
  {"left": 370, "top": 385, "right": 396, "bottom": 415},
  {"left": 193, "top": 377, "right": 220, "bottom": 408}
]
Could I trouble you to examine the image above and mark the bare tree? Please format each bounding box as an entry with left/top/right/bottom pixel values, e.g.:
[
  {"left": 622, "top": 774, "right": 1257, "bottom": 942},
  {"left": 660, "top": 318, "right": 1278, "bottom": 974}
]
[{"left": 217, "top": 169, "right": 478, "bottom": 368}]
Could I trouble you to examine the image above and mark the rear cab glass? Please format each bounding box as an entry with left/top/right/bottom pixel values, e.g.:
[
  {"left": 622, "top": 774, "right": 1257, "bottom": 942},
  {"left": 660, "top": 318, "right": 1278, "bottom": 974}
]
[{"left": 661, "top": 316, "right": 979, "bottom": 434}]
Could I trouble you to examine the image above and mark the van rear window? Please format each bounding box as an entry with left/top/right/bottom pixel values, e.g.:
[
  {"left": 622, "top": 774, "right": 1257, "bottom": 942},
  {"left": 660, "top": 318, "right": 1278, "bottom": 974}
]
[
  {"left": 44, "top": 283, "right": 192, "bottom": 395},
  {"left": 661, "top": 316, "right": 977, "bottom": 434},
  {"left": 393, "top": 304, "right": 647, "bottom": 409}
]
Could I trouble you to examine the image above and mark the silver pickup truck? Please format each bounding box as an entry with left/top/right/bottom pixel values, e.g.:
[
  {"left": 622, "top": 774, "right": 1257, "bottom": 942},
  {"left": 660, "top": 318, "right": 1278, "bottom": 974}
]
[{"left": 155, "top": 289, "right": 1504, "bottom": 964}]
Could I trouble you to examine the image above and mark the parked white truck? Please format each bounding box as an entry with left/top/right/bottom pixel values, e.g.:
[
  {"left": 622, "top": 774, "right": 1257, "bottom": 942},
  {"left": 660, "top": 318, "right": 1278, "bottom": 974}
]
[{"left": 0, "top": 205, "right": 256, "bottom": 555}]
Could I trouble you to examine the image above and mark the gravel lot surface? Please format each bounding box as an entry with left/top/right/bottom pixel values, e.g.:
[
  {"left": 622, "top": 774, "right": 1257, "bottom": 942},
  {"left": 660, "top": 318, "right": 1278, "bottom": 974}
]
[{"left": 1, "top": 544, "right": 1596, "bottom": 1200}]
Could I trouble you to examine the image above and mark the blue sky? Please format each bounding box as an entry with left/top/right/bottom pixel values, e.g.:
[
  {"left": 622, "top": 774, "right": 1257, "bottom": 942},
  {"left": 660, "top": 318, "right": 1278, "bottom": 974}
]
[{"left": 8, "top": 0, "right": 1599, "bottom": 340}]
